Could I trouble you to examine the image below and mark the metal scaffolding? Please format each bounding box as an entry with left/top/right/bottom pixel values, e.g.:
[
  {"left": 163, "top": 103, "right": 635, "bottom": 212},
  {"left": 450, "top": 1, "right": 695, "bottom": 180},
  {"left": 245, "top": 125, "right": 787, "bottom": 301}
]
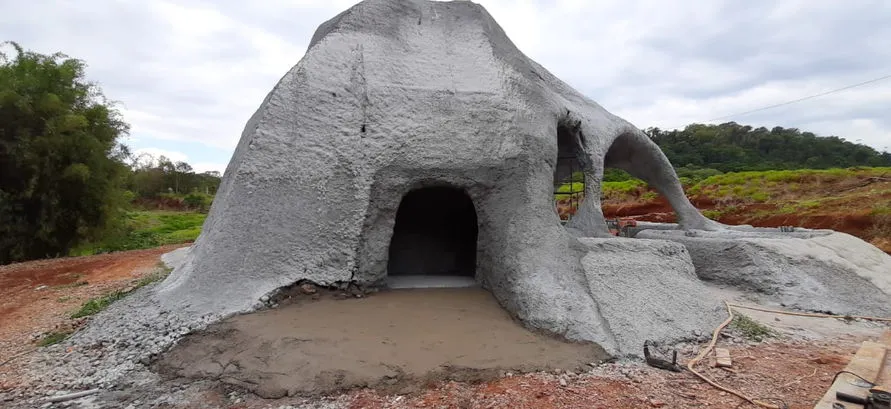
[{"left": 554, "top": 154, "right": 586, "bottom": 224}]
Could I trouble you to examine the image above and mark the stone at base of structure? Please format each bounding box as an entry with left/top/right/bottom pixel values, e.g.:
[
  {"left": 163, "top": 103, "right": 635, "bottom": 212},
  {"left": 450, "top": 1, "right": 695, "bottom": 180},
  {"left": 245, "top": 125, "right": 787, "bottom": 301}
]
[
  {"left": 636, "top": 227, "right": 891, "bottom": 317},
  {"left": 578, "top": 238, "right": 725, "bottom": 355}
]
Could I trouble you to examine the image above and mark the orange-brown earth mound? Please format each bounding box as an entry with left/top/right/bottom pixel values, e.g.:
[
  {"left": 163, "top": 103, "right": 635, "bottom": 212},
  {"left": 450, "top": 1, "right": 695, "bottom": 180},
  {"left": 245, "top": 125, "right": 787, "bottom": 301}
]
[{"left": 598, "top": 169, "right": 891, "bottom": 253}]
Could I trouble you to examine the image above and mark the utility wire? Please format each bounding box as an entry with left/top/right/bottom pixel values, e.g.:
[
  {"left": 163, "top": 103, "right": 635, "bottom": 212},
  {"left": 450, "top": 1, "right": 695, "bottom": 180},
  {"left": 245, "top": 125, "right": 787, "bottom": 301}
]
[{"left": 704, "top": 73, "right": 891, "bottom": 123}]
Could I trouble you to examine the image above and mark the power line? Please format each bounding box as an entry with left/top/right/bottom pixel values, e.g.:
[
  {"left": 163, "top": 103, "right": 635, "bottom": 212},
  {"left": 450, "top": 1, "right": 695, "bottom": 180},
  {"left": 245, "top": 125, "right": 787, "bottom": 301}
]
[{"left": 704, "top": 73, "right": 891, "bottom": 123}]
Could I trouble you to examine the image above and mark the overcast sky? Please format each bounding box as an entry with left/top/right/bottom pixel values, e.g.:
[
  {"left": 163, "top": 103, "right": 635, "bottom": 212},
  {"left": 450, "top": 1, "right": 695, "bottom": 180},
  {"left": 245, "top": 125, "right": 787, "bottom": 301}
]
[{"left": 3, "top": 0, "right": 890, "bottom": 173}]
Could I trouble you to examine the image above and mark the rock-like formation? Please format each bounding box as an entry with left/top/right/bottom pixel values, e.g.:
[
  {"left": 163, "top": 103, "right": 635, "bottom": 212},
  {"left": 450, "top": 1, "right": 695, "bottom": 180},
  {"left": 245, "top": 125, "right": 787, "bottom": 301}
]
[
  {"left": 143, "top": 0, "right": 889, "bottom": 357},
  {"left": 152, "top": 0, "right": 727, "bottom": 355},
  {"left": 636, "top": 228, "right": 891, "bottom": 316}
]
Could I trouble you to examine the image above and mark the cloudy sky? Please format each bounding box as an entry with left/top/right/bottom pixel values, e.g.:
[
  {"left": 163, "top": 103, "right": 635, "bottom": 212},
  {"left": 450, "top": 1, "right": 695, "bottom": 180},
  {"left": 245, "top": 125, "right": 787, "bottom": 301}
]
[{"left": 3, "top": 0, "right": 890, "bottom": 173}]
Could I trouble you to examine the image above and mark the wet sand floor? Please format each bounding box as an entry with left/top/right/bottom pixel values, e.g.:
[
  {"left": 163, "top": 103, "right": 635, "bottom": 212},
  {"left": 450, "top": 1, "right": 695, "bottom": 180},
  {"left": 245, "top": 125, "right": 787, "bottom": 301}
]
[{"left": 155, "top": 287, "right": 607, "bottom": 398}]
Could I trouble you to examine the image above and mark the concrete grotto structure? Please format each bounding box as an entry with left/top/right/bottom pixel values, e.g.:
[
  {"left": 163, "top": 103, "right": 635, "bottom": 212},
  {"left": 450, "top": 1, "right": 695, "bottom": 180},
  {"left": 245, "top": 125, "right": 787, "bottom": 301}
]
[{"left": 145, "top": 0, "right": 890, "bottom": 360}]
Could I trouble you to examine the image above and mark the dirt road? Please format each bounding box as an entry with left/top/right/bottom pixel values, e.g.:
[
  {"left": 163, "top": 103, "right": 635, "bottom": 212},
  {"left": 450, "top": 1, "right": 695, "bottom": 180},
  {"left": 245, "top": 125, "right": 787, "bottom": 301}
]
[{"left": 0, "top": 245, "right": 186, "bottom": 389}]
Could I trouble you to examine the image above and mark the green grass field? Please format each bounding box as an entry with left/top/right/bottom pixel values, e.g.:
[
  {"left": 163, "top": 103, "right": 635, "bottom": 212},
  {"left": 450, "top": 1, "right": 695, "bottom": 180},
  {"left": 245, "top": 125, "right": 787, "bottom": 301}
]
[{"left": 71, "top": 211, "right": 206, "bottom": 256}]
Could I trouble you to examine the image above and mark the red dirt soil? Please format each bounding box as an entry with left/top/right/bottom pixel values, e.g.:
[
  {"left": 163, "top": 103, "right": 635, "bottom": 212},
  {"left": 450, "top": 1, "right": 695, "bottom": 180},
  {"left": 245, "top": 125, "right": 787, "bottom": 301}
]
[
  {"left": 601, "top": 196, "right": 891, "bottom": 253},
  {"left": 0, "top": 244, "right": 187, "bottom": 389},
  {"left": 341, "top": 338, "right": 862, "bottom": 409}
]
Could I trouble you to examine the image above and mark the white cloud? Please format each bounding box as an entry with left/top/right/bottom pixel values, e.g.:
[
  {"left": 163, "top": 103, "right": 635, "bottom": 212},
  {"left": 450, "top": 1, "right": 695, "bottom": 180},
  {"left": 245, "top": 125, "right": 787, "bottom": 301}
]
[{"left": 2, "top": 0, "right": 889, "bottom": 168}]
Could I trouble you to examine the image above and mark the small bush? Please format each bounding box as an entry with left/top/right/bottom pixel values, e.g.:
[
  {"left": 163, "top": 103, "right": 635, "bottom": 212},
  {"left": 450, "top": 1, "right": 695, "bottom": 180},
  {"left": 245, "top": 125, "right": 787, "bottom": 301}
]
[
  {"left": 602, "top": 168, "right": 634, "bottom": 182},
  {"left": 701, "top": 209, "right": 723, "bottom": 220},
  {"left": 729, "top": 313, "right": 776, "bottom": 342},
  {"left": 70, "top": 290, "right": 128, "bottom": 318},
  {"left": 601, "top": 179, "right": 647, "bottom": 200},
  {"left": 871, "top": 204, "right": 891, "bottom": 216},
  {"left": 777, "top": 205, "right": 797, "bottom": 214},
  {"left": 641, "top": 191, "right": 658, "bottom": 201},
  {"left": 69, "top": 263, "right": 173, "bottom": 319},
  {"left": 37, "top": 331, "right": 71, "bottom": 347},
  {"left": 556, "top": 182, "right": 585, "bottom": 194},
  {"left": 749, "top": 192, "right": 769, "bottom": 202},
  {"left": 676, "top": 166, "right": 723, "bottom": 182},
  {"left": 183, "top": 192, "right": 213, "bottom": 212},
  {"left": 798, "top": 200, "right": 822, "bottom": 209}
]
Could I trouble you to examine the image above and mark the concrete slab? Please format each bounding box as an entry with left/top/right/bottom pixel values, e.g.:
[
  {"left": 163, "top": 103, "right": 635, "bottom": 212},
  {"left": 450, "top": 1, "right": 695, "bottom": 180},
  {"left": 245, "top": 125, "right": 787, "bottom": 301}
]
[{"left": 386, "top": 275, "right": 479, "bottom": 289}]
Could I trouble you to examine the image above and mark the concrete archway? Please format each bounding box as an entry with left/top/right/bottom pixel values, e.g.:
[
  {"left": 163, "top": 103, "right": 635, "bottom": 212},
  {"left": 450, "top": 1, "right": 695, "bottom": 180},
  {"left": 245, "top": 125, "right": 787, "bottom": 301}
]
[{"left": 387, "top": 186, "right": 478, "bottom": 277}]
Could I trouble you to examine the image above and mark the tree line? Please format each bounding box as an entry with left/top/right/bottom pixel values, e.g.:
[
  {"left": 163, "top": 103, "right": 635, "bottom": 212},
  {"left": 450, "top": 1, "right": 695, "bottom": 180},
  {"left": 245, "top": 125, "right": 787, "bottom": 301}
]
[
  {"left": 124, "top": 153, "right": 221, "bottom": 199},
  {"left": 3, "top": 42, "right": 890, "bottom": 264},
  {"left": 0, "top": 42, "right": 220, "bottom": 264},
  {"left": 645, "top": 123, "right": 891, "bottom": 173}
]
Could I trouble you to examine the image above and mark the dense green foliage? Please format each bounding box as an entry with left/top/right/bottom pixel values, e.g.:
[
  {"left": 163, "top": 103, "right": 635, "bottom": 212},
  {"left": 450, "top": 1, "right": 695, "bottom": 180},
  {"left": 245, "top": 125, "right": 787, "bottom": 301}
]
[
  {"left": 0, "top": 42, "right": 130, "bottom": 264},
  {"left": 0, "top": 43, "right": 221, "bottom": 264},
  {"left": 646, "top": 122, "right": 891, "bottom": 172},
  {"left": 594, "top": 123, "right": 890, "bottom": 185}
]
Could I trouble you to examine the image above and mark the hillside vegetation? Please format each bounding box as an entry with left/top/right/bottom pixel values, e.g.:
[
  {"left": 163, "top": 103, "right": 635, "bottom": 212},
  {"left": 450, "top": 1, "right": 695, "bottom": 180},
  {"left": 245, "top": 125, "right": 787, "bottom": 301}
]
[
  {"left": 70, "top": 210, "right": 206, "bottom": 256},
  {"left": 597, "top": 167, "right": 891, "bottom": 253},
  {"left": 647, "top": 122, "right": 891, "bottom": 172}
]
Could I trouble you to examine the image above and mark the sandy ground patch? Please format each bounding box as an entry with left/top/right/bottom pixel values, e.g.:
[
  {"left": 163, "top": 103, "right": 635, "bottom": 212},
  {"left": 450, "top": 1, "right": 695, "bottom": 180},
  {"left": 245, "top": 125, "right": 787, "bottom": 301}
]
[{"left": 154, "top": 287, "right": 608, "bottom": 398}]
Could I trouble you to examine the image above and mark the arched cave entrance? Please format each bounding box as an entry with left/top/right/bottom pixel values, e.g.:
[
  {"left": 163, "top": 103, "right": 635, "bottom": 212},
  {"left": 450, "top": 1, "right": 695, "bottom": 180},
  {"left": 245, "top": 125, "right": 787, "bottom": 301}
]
[{"left": 387, "top": 186, "right": 478, "bottom": 277}]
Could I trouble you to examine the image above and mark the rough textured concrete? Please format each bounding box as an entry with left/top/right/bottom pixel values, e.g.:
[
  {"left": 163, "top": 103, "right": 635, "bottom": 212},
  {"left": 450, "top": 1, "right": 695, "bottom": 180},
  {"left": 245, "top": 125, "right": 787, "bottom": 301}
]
[
  {"left": 149, "top": 0, "right": 722, "bottom": 353},
  {"left": 636, "top": 229, "right": 891, "bottom": 316},
  {"left": 578, "top": 238, "right": 725, "bottom": 354},
  {"left": 160, "top": 246, "right": 189, "bottom": 271}
]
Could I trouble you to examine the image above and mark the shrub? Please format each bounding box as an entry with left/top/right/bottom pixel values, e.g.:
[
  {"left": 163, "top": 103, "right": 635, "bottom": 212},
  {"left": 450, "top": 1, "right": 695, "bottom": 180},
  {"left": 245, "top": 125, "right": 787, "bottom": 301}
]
[
  {"left": 729, "top": 314, "right": 776, "bottom": 342},
  {"left": 37, "top": 331, "right": 71, "bottom": 347},
  {"left": 183, "top": 192, "right": 213, "bottom": 212},
  {"left": 601, "top": 179, "right": 647, "bottom": 201},
  {"left": 70, "top": 263, "right": 173, "bottom": 319},
  {"left": 602, "top": 168, "right": 634, "bottom": 182},
  {"left": 675, "top": 166, "right": 723, "bottom": 182},
  {"left": 701, "top": 209, "right": 723, "bottom": 220}
]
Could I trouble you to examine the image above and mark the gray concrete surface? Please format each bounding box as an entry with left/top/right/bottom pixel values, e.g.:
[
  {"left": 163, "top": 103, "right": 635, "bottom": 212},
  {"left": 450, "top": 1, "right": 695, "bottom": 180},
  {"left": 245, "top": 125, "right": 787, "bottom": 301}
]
[
  {"left": 637, "top": 229, "right": 891, "bottom": 316},
  {"left": 579, "top": 238, "right": 725, "bottom": 354},
  {"left": 387, "top": 275, "right": 479, "bottom": 289},
  {"left": 160, "top": 246, "right": 189, "bottom": 271},
  {"left": 151, "top": 0, "right": 720, "bottom": 329}
]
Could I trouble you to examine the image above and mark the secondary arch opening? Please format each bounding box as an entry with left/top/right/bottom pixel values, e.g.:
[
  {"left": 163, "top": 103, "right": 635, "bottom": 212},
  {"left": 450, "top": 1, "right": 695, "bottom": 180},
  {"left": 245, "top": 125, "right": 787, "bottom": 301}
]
[
  {"left": 554, "top": 124, "right": 587, "bottom": 223},
  {"left": 387, "top": 186, "right": 478, "bottom": 277}
]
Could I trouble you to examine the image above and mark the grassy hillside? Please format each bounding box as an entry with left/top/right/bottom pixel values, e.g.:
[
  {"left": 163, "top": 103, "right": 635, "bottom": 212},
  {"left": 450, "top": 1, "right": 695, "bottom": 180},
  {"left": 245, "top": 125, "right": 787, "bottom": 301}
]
[
  {"left": 71, "top": 211, "right": 206, "bottom": 256},
  {"left": 591, "top": 167, "right": 891, "bottom": 252}
]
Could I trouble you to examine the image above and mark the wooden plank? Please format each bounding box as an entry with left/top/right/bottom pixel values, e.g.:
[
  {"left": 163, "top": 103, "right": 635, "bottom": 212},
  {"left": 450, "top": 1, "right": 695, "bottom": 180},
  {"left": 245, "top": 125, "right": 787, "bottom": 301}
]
[
  {"left": 877, "top": 330, "right": 891, "bottom": 387},
  {"left": 714, "top": 348, "right": 732, "bottom": 368},
  {"left": 813, "top": 341, "right": 888, "bottom": 409}
]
